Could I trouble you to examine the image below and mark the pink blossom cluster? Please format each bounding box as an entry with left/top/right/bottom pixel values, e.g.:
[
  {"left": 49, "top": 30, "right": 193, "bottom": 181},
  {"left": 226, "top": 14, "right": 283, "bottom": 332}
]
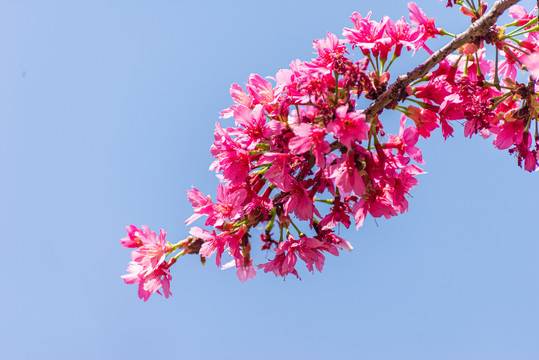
[
  {"left": 408, "top": 4, "right": 539, "bottom": 172},
  {"left": 122, "top": 0, "right": 539, "bottom": 300},
  {"left": 121, "top": 225, "right": 175, "bottom": 301}
]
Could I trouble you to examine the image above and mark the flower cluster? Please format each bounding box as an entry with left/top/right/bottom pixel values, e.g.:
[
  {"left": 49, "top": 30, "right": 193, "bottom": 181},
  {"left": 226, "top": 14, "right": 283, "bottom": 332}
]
[
  {"left": 121, "top": 225, "right": 174, "bottom": 301},
  {"left": 122, "top": 0, "right": 538, "bottom": 300}
]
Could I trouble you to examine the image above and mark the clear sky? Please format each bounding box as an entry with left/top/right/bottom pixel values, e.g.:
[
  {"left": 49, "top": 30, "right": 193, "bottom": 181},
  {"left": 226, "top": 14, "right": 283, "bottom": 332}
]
[{"left": 1, "top": 1, "right": 538, "bottom": 359}]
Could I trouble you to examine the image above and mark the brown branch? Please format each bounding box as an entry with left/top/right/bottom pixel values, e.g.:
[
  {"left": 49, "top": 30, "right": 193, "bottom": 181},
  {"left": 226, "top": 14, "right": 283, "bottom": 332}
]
[{"left": 364, "top": 0, "right": 522, "bottom": 120}]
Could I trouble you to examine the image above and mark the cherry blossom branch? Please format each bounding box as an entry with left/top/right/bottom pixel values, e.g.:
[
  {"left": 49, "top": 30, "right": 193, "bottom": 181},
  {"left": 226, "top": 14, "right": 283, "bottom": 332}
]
[
  {"left": 364, "top": 0, "right": 522, "bottom": 120},
  {"left": 121, "top": 0, "right": 539, "bottom": 301}
]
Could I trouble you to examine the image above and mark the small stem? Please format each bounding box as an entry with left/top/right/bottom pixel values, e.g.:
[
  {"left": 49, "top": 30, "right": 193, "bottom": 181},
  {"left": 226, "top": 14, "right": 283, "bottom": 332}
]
[
  {"left": 235, "top": 219, "right": 249, "bottom": 228},
  {"left": 503, "top": 17, "right": 538, "bottom": 38},
  {"left": 265, "top": 208, "right": 277, "bottom": 232},
  {"left": 524, "top": 111, "right": 532, "bottom": 132},
  {"left": 289, "top": 219, "right": 304, "bottom": 237},
  {"left": 367, "top": 53, "right": 378, "bottom": 73},
  {"left": 171, "top": 251, "right": 184, "bottom": 261},
  {"left": 395, "top": 106, "right": 408, "bottom": 114},
  {"left": 334, "top": 71, "right": 339, "bottom": 97},
  {"left": 464, "top": 0, "right": 475, "bottom": 10},
  {"left": 474, "top": 51, "right": 483, "bottom": 78},
  {"left": 315, "top": 198, "right": 335, "bottom": 204},
  {"left": 506, "top": 42, "right": 530, "bottom": 55},
  {"left": 407, "top": 98, "right": 431, "bottom": 107},
  {"left": 410, "top": 77, "right": 428, "bottom": 87},
  {"left": 168, "top": 237, "right": 192, "bottom": 252},
  {"left": 439, "top": 29, "right": 456, "bottom": 37},
  {"left": 254, "top": 165, "right": 271, "bottom": 176},
  {"left": 490, "top": 92, "right": 512, "bottom": 110},
  {"left": 482, "top": 81, "right": 512, "bottom": 90},
  {"left": 453, "top": 54, "right": 464, "bottom": 69},
  {"left": 505, "top": 25, "right": 539, "bottom": 38},
  {"left": 372, "top": 126, "right": 381, "bottom": 146},
  {"left": 385, "top": 53, "right": 398, "bottom": 72}
]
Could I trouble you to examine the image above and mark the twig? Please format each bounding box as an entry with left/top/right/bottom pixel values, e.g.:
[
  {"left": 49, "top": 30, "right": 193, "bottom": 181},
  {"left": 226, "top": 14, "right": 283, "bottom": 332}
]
[{"left": 364, "top": 0, "right": 522, "bottom": 120}]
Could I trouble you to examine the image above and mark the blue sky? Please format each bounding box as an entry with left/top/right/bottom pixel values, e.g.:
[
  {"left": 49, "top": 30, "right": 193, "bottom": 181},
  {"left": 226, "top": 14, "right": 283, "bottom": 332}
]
[{"left": 1, "top": 1, "right": 538, "bottom": 359}]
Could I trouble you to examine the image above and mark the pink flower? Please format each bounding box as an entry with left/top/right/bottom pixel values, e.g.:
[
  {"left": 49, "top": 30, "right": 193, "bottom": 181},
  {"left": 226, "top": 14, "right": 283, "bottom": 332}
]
[
  {"left": 220, "top": 83, "right": 253, "bottom": 119},
  {"left": 288, "top": 123, "right": 330, "bottom": 167},
  {"left": 327, "top": 105, "right": 369, "bottom": 147},
  {"left": 122, "top": 260, "right": 174, "bottom": 301},
  {"left": 387, "top": 164, "right": 422, "bottom": 214},
  {"left": 408, "top": 2, "right": 441, "bottom": 54},
  {"left": 414, "top": 72, "right": 453, "bottom": 105},
  {"left": 258, "top": 242, "right": 300, "bottom": 279},
  {"left": 386, "top": 114, "right": 425, "bottom": 164},
  {"left": 120, "top": 224, "right": 144, "bottom": 248},
  {"left": 408, "top": 2, "right": 440, "bottom": 37},
  {"left": 318, "top": 231, "right": 353, "bottom": 252},
  {"left": 258, "top": 152, "right": 296, "bottom": 191},
  {"left": 190, "top": 227, "right": 225, "bottom": 267},
  {"left": 246, "top": 74, "right": 275, "bottom": 106},
  {"left": 230, "top": 84, "right": 253, "bottom": 108},
  {"left": 283, "top": 180, "right": 320, "bottom": 221},
  {"left": 121, "top": 225, "right": 174, "bottom": 301},
  {"left": 231, "top": 105, "right": 283, "bottom": 149},
  {"left": 353, "top": 196, "right": 397, "bottom": 229},
  {"left": 236, "top": 263, "right": 257, "bottom": 283},
  {"left": 343, "top": 12, "right": 392, "bottom": 58},
  {"left": 497, "top": 49, "right": 521, "bottom": 83},
  {"left": 524, "top": 150, "right": 538, "bottom": 172},
  {"left": 328, "top": 151, "right": 366, "bottom": 197},
  {"left": 186, "top": 184, "right": 246, "bottom": 227},
  {"left": 385, "top": 17, "right": 421, "bottom": 56},
  {"left": 318, "top": 197, "right": 351, "bottom": 230},
  {"left": 128, "top": 226, "right": 171, "bottom": 276},
  {"left": 522, "top": 52, "right": 539, "bottom": 79},
  {"left": 405, "top": 105, "right": 439, "bottom": 138},
  {"left": 444, "top": 78, "right": 500, "bottom": 137},
  {"left": 493, "top": 120, "right": 525, "bottom": 150},
  {"left": 210, "top": 123, "right": 251, "bottom": 186},
  {"left": 191, "top": 225, "right": 247, "bottom": 268},
  {"left": 507, "top": 133, "right": 538, "bottom": 172},
  {"left": 508, "top": 5, "right": 537, "bottom": 26},
  {"left": 295, "top": 67, "right": 333, "bottom": 103},
  {"left": 312, "top": 32, "right": 347, "bottom": 68},
  {"left": 440, "top": 117, "right": 454, "bottom": 140},
  {"left": 295, "top": 237, "right": 328, "bottom": 273},
  {"left": 258, "top": 235, "right": 328, "bottom": 278},
  {"left": 222, "top": 259, "right": 257, "bottom": 283},
  {"left": 213, "top": 184, "right": 247, "bottom": 223},
  {"left": 399, "top": 127, "right": 423, "bottom": 163},
  {"left": 185, "top": 187, "right": 214, "bottom": 225}
]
